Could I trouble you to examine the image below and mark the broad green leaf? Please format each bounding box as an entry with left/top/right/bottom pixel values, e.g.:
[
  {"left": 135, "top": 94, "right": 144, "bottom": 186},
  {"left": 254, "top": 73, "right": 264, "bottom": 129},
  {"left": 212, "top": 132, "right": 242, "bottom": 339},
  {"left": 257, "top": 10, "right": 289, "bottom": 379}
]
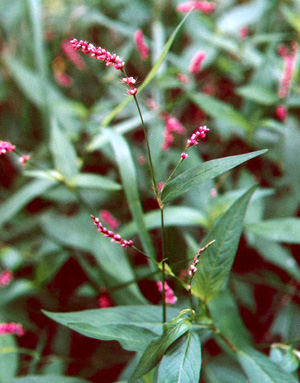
[
  {"left": 13, "top": 376, "right": 90, "bottom": 383},
  {"left": 237, "top": 347, "right": 299, "bottom": 383},
  {"left": 50, "top": 119, "right": 79, "bottom": 179},
  {"left": 161, "top": 151, "right": 266, "bottom": 204},
  {"left": 71, "top": 173, "right": 122, "bottom": 191},
  {"left": 0, "top": 335, "right": 19, "bottom": 383},
  {"left": 101, "top": 12, "right": 191, "bottom": 127},
  {"left": 192, "top": 185, "right": 256, "bottom": 302},
  {"left": 129, "top": 319, "right": 192, "bottom": 382},
  {"left": 41, "top": 212, "right": 147, "bottom": 305},
  {"left": 157, "top": 331, "right": 201, "bottom": 383},
  {"left": 204, "top": 355, "right": 249, "bottom": 383},
  {"left": 103, "top": 129, "right": 155, "bottom": 260},
  {"left": 247, "top": 218, "right": 300, "bottom": 243},
  {"left": 271, "top": 302, "right": 300, "bottom": 341},
  {"left": 43, "top": 306, "right": 180, "bottom": 352},
  {"left": 188, "top": 92, "right": 251, "bottom": 132},
  {"left": 121, "top": 207, "right": 206, "bottom": 237},
  {"left": 236, "top": 84, "right": 278, "bottom": 106},
  {"left": 0, "top": 178, "right": 56, "bottom": 228}
]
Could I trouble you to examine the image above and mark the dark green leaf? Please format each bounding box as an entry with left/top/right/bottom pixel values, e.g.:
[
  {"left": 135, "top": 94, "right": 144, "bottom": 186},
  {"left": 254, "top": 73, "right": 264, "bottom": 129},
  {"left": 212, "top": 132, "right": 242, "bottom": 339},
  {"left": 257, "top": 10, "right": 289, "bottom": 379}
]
[
  {"left": 157, "top": 331, "right": 201, "bottom": 383},
  {"left": 13, "top": 376, "right": 90, "bottom": 383},
  {"left": 191, "top": 185, "right": 257, "bottom": 302},
  {"left": 129, "top": 319, "right": 192, "bottom": 382},
  {"left": 161, "top": 151, "right": 266, "bottom": 204},
  {"left": 204, "top": 355, "right": 249, "bottom": 383},
  {"left": 236, "top": 84, "right": 278, "bottom": 106},
  {"left": 43, "top": 306, "right": 180, "bottom": 352}
]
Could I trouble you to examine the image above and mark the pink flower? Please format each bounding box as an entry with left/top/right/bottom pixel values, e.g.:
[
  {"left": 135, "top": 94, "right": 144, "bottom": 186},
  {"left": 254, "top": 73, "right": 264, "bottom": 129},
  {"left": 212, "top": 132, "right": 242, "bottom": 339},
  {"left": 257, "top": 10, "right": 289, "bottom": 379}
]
[
  {"left": 181, "top": 152, "right": 188, "bottom": 160},
  {"left": 100, "top": 210, "right": 120, "bottom": 230},
  {"left": 0, "top": 141, "right": 16, "bottom": 155},
  {"left": 0, "top": 270, "right": 13, "bottom": 287},
  {"left": 177, "top": 1, "right": 216, "bottom": 14},
  {"left": 189, "top": 51, "right": 206, "bottom": 74},
  {"left": 239, "top": 27, "right": 248, "bottom": 39},
  {"left": 0, "top": 322, "right": 24, "bottom": 336},
  {"left": 275, "top": 105, "right": 287, "bottom": 122},
  {"left": 91, "top": 215, "right": 133, "bottom": 248},
  {"left": 18, "top": 155, "right": 30, "bottom": 167},
  {"left": 70, "top": 39, "right": 125, "bottom": 71},
  {"left": 122, "top": 77, "right": 136, "bottom": 87},
  {"left": 177, "top": 73, "right": 189, "bottom": 84},
  {"left": 187, "top": 125, "right": 209, "bottom": 147},
  {"left": 158, "top": 182, "right": 165, "bottom": 191},
  {"left": 61, "top": 40, "right": 86, "bottom": 70},
  {"left": 54, "top": 72, "right": 72, "bottom": 87},
  {"left": 157, "top": 282, "right": 177, "bottom": 304},
  {"left": 278, "top": 42, "right": 298, "bottom": 98},
  {"left": 98, "top": 293, "right": 113, "bottom": 308},
  {"left": 162, "top": 114, "right": 185, "bottom": 150},
  {"left": 134, "top": 30, "right": 149, "bottom": 60},
  {"left": 127, "top": 88, "right": 138, "bottom": 96}
]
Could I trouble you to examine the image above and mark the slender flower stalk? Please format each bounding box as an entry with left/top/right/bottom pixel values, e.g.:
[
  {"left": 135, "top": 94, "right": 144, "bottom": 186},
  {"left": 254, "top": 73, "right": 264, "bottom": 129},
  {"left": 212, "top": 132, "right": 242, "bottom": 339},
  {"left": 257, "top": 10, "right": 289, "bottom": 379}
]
[
  {"left": 0, "top": 322, "right": 24, "bottom": 336},
  {"left": 91, "top": 215, "right": 133, "bottom": 248},
  {"left": 0, "top": 141, "right": 16, "bottom": 155}
]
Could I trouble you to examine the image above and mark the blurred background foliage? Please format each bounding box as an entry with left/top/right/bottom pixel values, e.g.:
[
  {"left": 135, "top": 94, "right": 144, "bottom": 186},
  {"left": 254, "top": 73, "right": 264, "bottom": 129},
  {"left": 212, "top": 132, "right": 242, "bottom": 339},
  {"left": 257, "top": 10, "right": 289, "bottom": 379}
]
[{"left": 0, "top": 0, "right": 300, "bottom": 381}]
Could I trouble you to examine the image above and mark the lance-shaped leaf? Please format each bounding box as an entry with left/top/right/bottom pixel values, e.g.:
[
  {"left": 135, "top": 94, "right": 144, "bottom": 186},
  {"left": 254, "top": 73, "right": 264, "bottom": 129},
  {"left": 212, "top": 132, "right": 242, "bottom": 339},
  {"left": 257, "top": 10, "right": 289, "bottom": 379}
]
[
  {"left": 157, "top": 331, "right": 201, "bottom": 383},
  {"left": 161, "top": 150, "right": 266, "bottom": 204},
  {"left": 192, "top": 185, "right": 257, "bottom": 302},
  {"left": 71, "top": 173, "right": 122, "bottom": 191},
  {"left": 0, "top": 335, "right": 19, "bottom": 383},
  {"left": 129, "top": 319, "right": 192, "bottom": 382},
  {"left": 13, "top": 376, "right": 90, "bottom": 383},
  {"left": 43, "top": 306, "right": 179, "bottom": 352}
]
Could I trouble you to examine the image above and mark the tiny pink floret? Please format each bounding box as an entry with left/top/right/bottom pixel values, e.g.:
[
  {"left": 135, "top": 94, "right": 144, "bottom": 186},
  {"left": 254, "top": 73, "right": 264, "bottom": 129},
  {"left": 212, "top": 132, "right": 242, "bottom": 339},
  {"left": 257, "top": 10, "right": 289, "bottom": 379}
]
[
  {"left": 0, "top": 270, "right": 13, "bottom": 287},
  {"left": 181, "top": 152, "right": 188, "bottom": 160},
  {"left": 189, "top": 51, "right": 206, "bottom": 74},
  {"left": 127, "top": 88, "right": 138, "bottom": 96},
  {"left": 0, "top": 141, "right": 16, "bottom": 155},
  {"left": 122, "top": 77, "right": 136, "bottom": 87},
  {"left": 275, "top": 105, "right": 287, "bottom": 122},
  {"left": 177, "top": 1, "right": 216, "bottom": 14},
  {"left": 0, "top": 322, "right": 24, "bottom": 336},
  {"left": 187, "top": 125, "right": 209, "bottom": 147},
  {"left": 91, "top": 215, "right": 133, "bottom": 248},
  {"left": 18, "top": 155, "right": 30, "bottom": 167},
  {"left": 134, "top": 30, "right": 149, "bottom": 60}
]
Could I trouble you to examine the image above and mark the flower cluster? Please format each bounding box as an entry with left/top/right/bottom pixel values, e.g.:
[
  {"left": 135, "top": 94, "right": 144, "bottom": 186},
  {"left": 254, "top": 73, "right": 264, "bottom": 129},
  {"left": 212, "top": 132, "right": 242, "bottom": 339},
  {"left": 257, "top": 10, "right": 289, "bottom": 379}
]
[
  {"left": 278, "top": 42, "right": 298, "bottom": 99},
  {"left": 0, "top": 322, "right": 24, "bottom": 336},
  {"left": 189, "top": 51, "right": 206, "bottom": 74},
  {"left": 91, "top": 215, "right": 133, "bottom": 248},
  {"left": 157, "top": 282, "right": 177, "bottom": 305},
  {"left": 134, "top": 30, "right": 149, "bottom": 60},
  {"left": 100, "top": 210, "right": 120, "bottom": 230},
  {"left": 0, "top": 141, "right": 16, "bottom": 155},
  {"left": 122, "top": 77, "right": 138, "bottom": 96},
  {"left": 70, "top": 39, "right": 125, "bottom": 71},
  {"left": 0, "top": 270, "right": 13, "bottom": 287},
  {"left": 162, "top": 114, "right": 186, "bottom": 150},
  {"left": 177, "top": 1, "right": 217, "bottom": 14},
  {"left": 187, "top": 125, "right": 209, "bottom": 147}
]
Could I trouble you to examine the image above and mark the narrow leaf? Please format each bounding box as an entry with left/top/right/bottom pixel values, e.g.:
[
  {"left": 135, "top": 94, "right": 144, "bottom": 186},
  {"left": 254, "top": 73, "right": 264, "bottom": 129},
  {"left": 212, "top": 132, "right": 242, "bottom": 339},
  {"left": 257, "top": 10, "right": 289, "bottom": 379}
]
[
  {"left": 0, "top": 335, "right": 19, "bottom": 383},
  {"left": 192, "top": 185, "right": 257, "bottom": 302},
  {"left": 13, "top": 376, "right": 90, "bottom": 383},
  {"left": 43, "top": 306, "right": 180, "bottom": 352},
  {"left": 72, "top": 173, "right": 122, "bottom": 191},
  {"left": 161, "top": 149, "right": 266, "bottom": 204},
  {"left": 129, "top": 319, "right": 192, "bottom": 382},
  {"left": 157, "top": 332, "right": 201, "bottom": 383},
  {"left": 247, "top": 218, "right": 300, "bottom": 243},
  {"left": 236, "top": 84, "right": 278, "bottom": 106},
  {"left": 50, "top": 119, "right": 79, "bottom": 179}
]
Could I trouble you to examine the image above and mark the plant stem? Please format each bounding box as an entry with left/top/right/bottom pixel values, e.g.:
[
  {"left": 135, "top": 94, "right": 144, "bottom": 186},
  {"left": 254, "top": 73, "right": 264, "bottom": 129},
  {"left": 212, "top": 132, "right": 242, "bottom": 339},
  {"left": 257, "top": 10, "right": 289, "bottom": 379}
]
[{"left": 160, "top": 207, "right": 167, "bottom": 326}]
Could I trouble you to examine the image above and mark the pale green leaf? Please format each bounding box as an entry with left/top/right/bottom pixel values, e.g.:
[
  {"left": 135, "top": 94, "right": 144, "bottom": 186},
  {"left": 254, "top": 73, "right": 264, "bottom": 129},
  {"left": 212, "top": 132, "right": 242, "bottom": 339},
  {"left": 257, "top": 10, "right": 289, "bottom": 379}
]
[
  {"left": 236, "top": 84, "right": 278, "bottom": 106},
  {"left": 0, "top": 335, "right": 19, "bottom": 383},
  {"left": 72, "top": 173, "right": 122, "bottom": 191},
  {"left": 247, "top": 218, "right": 300, "bottom": 243},
  {"left": 13, "top": 376, "right": 90, "bottom": 383}
]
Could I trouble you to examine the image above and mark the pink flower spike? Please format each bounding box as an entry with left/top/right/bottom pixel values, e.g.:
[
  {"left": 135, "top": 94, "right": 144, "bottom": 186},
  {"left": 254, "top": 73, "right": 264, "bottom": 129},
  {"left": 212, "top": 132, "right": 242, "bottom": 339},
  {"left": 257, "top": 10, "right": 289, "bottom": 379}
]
[
  {"left": 18, "top": 155, "right": 30, "bottom": 167},
  {"left": 61, "top": 40, "right": 85, "bottom": 70},
  {"left": 127, "top": 88, "right": 137, "bottom": 96},
  {"left": 134, "top": 30, "right": 149, "bottom": 60},
  {"left": 157, "top": 281, "right": 178, "bottom": 304},
  {"left": 0, "top": 270, "right": 13, "bottom": 287},
  {"left": 278, "top": 42, "right": 298, "bottom": 99},
  {"left": 275, "top": 105, "right": 287, "bottom": 122},
  {"left": 189, "top": 51, "right": 206, "bottom": 74},
  {"left": 0, "top": 322, "right": 24, "bottom": 336},
  {"left": 187, "top": 125, "right": 209, "bottom": 147},
  {"left": 122, "top": 77, "right": 136, "bottom": 87},
  {"left": 91, "top": 215, "right": 133, "bottom": 248},
  {"left": 0, "top": 141, "right": 16, "bottom": 155},
  {"left": 181, "top": 152, "right": 188, "bottom": 160},
  {"left": 100, "top": 210, "right": 120, "bottom": 230},
  {"left": 177, "top": 1, "right": 216, "bottom": 14}
]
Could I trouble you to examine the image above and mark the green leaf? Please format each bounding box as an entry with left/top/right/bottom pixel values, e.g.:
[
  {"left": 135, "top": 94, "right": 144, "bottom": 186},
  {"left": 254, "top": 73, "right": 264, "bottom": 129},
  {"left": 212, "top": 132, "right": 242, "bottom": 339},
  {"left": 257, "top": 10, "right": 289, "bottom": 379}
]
[
  {"left": 13, "top": 376, "right": 90, "bottom": 383},
  {"left": 0, "top": 178, "right": 56, "bottom": 228},
  {"left": 43, "top": 306, "right": 180, "bottom": 352},
  {"left": 0, "top": 335, "right": 19, "bottom": 383},
  {"left": 161, "top": 150, "right": 266, "bottom": 204},
  {"left": 101, "top": 11, "right": 191, "bottom": 127},
  {"left": 192, "top": 185, "right": 256, "bottom": 302},
  {"left": 103, "top": 129, "right": 155, "bottom": 260},
  {"left": 247, "top": 218, "right": 300, "bottom": 244},
  {"left": 236, "top": 84, "right": 278, "bottom": 106},
  {"left": 270, "top": 346, "right": 299, "bottom": 373},
  {"left": 157, "top": 332, "right": 201, "bottom": 383},
  {"left": 129, "top": 319, "right": 192, "bottom": 382},
  {"left": 281, "top": 5, "right": 300, "bottom": 32},
  {"left": 237, "top": 347, "right": 299, "bottom": 383},
  {"left": 204, "top": 355, "right": 249, "bottom": 383},
  {"left": 50, "top": 119, "right": 79, "bottom": 179},
  {"left": 188, "top": 92, "right": 251, "bottom": 132},
  {"left": 71, "top": 173, "right": 122, "bottom": 191}
]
